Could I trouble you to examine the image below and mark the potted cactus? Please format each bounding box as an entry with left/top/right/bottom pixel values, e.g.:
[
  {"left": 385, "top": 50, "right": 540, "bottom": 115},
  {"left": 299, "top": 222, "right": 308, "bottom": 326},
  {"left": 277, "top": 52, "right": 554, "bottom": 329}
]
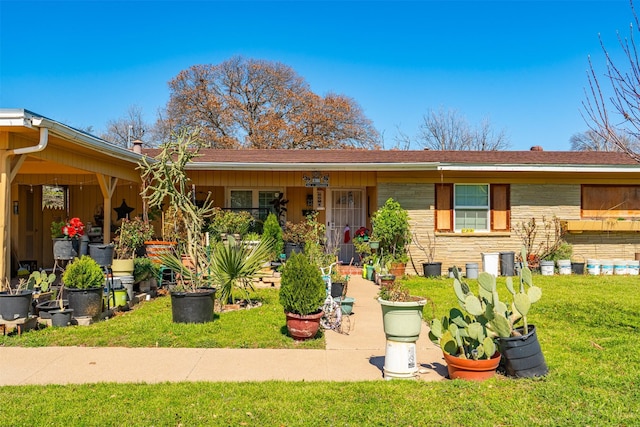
[
  {"left": 429, "top": 268, "right": 506, "bottom": 380},
  {"left": 496, "top": 247, "right": 548, "bottom": 378}
]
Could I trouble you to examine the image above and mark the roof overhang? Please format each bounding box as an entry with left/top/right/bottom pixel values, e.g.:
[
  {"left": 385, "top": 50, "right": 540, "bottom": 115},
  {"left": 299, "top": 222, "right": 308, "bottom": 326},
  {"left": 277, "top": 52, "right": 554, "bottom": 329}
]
[
  {"left": 185, "top": 161, "right": 441, "bottom": 171},
  {"left": 437, "top": 163, "right": 640, "bottom": 173},
  {"left": 0, "top": 109, "right": 142, "bottom": 164}
]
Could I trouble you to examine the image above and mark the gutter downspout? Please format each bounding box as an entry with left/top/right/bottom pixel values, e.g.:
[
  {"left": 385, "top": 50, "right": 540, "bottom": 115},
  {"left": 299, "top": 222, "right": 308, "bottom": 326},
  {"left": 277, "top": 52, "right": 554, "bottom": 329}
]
[{"left": 0, "top": 120, "right": 49, "bottom": 282}]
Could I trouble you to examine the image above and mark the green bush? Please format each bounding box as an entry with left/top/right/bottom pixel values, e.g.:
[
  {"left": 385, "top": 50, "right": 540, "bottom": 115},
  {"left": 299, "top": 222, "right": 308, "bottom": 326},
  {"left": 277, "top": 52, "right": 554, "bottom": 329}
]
[
  {"left": 279, "top": 252, "right": 325, "bottom": 315},
  {"left": 262, "top": 212, "right": 284, "bottom": 260},
  {"left": 544, "top": 241, "right": 573, "bottom": 262},
  {"left": 62, "top": 256, "right": 105, "bottom": 289},
  {"left": 114, "top": 217, "right": 155, "bottom": 259},
  {"left": 207, "top": 208, "right": 254, "bottom": 239},
  {"left": 371, "top": 198, "right": 411, "bottom": 263},
  {"left": 133, "top": 257, "right": 160, "bottom": 283}
]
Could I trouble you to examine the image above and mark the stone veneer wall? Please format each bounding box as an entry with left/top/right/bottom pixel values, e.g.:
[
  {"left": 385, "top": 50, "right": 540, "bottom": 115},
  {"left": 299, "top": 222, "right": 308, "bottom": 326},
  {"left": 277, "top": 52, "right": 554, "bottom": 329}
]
[{"left": 375, "top": 183, "right": 640, "bottom": 275}]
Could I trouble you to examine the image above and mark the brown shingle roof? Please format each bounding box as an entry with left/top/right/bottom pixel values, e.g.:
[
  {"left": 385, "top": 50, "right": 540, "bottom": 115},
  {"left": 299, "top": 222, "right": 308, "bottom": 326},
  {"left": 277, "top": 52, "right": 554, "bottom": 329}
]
[{"left": 140, "top": 148, "right": 639, "bottom": 166}]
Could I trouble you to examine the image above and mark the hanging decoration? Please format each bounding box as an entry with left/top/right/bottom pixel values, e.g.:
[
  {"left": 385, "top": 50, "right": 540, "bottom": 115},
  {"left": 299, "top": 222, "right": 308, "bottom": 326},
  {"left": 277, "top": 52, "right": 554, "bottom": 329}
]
[
  {"left": 114, "top": 199, "right": 134, "bottom": 220},
  {"left": 343, "top": 224, "right": 351, "bottom": 243}
]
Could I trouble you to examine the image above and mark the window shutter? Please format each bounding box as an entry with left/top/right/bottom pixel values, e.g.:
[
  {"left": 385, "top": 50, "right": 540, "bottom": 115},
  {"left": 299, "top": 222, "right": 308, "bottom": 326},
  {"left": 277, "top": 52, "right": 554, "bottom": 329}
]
[
  {"left": 435, "top": 184, "right": 453, "bottom": 231},
  {"left": 490, "top": 184, "right": 510, "bottom": 231}
]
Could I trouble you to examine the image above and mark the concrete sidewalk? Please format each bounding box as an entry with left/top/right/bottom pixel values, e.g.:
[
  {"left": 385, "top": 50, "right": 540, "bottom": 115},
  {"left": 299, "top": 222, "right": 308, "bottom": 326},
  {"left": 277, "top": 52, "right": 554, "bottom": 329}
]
[{"left": 0, "top": 275, "right": 448, "bottom": 385}]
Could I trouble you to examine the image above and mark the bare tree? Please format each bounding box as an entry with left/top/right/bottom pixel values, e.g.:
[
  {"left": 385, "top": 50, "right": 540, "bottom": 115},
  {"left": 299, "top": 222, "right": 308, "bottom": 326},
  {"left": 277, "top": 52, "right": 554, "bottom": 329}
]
[
  {"left": 417, "top": 107, "right": 510, "bottom": 151},
  {"left": 391, "top": 126, "right": 412, "bottom": 150},
  {"left": 570, "top": 129, "right": 639, "bottom": 151},
  {"left": 101, "top": 105, "right": 149, "bottom": 148},
  {"left": 159, "top": 56, "right": 381, "bottom": 149},
  {"left": 583, "top": 0, "right": 640, "bottom": 162},
  {"left": 472, "top": 117, "right": 509, "bottom": 151}
]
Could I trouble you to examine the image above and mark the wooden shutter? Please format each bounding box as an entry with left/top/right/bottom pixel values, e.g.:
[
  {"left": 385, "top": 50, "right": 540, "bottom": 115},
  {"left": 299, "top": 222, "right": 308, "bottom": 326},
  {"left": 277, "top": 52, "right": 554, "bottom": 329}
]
[
  {"left": 490, "top": 184, "right": 510, "bottom": 231},
  {"left": 435, "top": 183, "right": 453, "bottom": 231}
]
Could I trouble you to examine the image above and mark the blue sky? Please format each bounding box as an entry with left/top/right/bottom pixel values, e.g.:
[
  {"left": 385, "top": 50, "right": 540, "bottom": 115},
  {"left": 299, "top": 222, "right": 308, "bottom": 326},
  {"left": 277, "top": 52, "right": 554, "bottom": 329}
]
[{"left": 0, "top": 0, "right": 633, "bottom": 150}]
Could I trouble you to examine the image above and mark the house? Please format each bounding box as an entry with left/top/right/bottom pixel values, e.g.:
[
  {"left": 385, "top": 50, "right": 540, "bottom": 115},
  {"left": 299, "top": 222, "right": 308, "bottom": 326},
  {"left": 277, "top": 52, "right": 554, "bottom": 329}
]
[{"left": 2, "top": 108, "right": 640, "bottom": 281}]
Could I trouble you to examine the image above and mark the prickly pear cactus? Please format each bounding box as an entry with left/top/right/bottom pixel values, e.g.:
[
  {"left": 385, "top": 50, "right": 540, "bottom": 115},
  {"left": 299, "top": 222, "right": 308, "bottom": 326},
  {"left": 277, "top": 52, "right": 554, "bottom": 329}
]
[
  {"left": 27, "top": 270, "right": 56, "bottom": 292},
  {"left": 430, "top": 267, "right": 501, "bottom": 360}
]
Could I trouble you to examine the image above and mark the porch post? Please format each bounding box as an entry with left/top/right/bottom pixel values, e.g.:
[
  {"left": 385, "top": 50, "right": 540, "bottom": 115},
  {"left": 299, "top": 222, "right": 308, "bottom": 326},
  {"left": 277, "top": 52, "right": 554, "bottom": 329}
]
[
  {"left": 97, "top": 174, "right": 118, "bottom": 244},
  {"left": 0, "top": 150, "right": 10, "bottom": 281}
]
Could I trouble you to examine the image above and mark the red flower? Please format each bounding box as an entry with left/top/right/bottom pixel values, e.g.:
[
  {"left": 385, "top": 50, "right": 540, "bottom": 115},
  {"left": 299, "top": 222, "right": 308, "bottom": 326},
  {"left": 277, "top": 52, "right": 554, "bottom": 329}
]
[
  {"left": 355, "top": 227, "right": 369, "bottom": 238},
  {"left": 63, "top": 217, "right": 85, "bottom": 239}
]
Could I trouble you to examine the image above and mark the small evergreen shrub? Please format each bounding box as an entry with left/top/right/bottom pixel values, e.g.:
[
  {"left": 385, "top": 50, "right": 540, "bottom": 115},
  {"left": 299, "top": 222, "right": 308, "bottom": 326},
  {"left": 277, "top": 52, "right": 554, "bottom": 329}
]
[
  {"left": 62, "top": 256, "right": 105, "bottom": 289},
  {"left": 279, "top": 252, "right": 325, "bottom": 315},
  {"left": 262, "top": 212, "right": 284, "bottom": 260}
]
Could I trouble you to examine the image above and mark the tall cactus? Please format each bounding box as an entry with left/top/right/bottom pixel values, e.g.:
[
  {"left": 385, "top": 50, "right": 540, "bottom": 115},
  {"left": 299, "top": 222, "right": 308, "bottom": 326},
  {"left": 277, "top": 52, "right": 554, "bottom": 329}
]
[{"left": 504, "top": 247, "right": 542, "bottom": 335}]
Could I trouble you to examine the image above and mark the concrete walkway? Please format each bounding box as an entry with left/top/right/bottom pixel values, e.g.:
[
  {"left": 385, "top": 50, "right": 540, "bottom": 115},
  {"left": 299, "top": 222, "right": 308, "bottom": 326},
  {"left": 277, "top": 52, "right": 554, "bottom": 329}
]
[{"left": 0, "top": 275, "right": 448, "bottom": 385}]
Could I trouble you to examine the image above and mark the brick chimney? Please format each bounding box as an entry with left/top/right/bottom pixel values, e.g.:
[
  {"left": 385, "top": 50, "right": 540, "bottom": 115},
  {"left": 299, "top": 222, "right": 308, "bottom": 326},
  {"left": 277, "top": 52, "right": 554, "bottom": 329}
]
[
  {"left": 530, "top": 145, "right": 543, "bottom": 151},
  {"left": 131, "top": 139, "right": 143, "bottom": 154}
]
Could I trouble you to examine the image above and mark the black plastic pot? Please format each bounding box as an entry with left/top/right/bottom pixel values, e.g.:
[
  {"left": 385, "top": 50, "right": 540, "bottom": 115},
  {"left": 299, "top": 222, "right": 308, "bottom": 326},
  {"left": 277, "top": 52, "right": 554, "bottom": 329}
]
[
  {"left": 284, "top": 242, "right": 303, "bottom": 259},
  {"left": 170, "top": 289, "right": 216, "bottom": 324},
  {"left": 36, "top": 299, "right": 68, "bottom": 319},
  {"left": 571, "top": 262, "right": 585, "bottom": 275},
  {"left": 330, "top": 282, "right": 345, "bottom": 298},
  {"left": 50, "top": 309, "right": 74, "bottom": 327},
  {"left": 498, "top": 324, "right": 548, "bottom": 378},
  {"left": 499, "top": 251, "right": 515, "bottom": 276},
  {"left": 89, "top": 243, "right": 114, "bottom": 267},
  {"left": 0, "top": 290, "right": 34, "bottom": 321},
  {"left": 67, "top": 287, "right": 103, "bottom": 319},
  {"left": 422, "top": 262, "right": 442, "bottom": 278}
]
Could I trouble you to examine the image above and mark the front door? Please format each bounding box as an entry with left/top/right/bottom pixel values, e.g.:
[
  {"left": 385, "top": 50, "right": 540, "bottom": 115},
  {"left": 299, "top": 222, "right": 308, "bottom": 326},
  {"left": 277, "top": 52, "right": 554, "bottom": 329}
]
[{"left": 328, "top": 189, "right": 365, "bottom": 265}]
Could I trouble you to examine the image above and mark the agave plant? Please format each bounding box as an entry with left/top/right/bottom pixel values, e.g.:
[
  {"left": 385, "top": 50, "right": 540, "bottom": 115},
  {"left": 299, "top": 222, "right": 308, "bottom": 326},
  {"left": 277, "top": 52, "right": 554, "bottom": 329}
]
[{"left": 209, "top": 235, "right": 275, "bottom": 304}]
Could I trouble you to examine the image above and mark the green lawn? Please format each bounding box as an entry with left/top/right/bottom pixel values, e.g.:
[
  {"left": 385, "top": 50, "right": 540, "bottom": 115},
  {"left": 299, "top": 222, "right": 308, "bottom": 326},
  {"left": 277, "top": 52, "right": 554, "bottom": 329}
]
[
  {"left": 1, "top": 275, "right": 639, "bottom": 426},
  {"left": 0, "top": 288, "right": 324, "bottom": 349}
]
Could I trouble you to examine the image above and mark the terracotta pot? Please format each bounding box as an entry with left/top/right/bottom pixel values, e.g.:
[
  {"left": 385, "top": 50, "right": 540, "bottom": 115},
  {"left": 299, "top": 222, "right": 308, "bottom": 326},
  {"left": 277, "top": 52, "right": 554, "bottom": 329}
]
[
  {"left": 285, "top": 310, "right": 323, "bottom": 340},
  {"left": 443, "top": 351, "right": 501, "bottom": 381},
  {"left": 181, "top": 255, "right": 195, "bottom": 270},
  {"left": 389, "top": 262, "right": 406, "bottom": 277},
  {"left": 379, "top": 275, "right": 395, "bottom": 288},
  {"left": 144, "top": 241, "right": 176, "bottom": 264}
]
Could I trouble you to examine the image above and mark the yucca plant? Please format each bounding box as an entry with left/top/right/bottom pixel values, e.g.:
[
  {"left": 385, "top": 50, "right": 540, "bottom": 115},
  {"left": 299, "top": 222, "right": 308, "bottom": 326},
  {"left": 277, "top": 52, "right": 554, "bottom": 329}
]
[{"left": 209, "top": 235, "right": 275, "bottom": 304}]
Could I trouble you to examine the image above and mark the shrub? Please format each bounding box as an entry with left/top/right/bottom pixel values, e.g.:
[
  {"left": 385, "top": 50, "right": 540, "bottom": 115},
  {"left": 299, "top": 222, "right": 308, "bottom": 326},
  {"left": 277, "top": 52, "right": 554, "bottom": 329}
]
[
  {"left": 133, "top": 257, "right": 160, "bottom": 283},
  {"left": 279, "top": 252, "right": 325, "bottom": 315},
  {"left": 371, "top": 198, "right": 411, "bottom": 264},
  {"left": 114, "top": 217, "right": 155, "bottom": 259},
  {"left": 62, "top": 256, "right": 105, "bottom": 289},
  {"left": 207, "top": 208, "right": 254, "bottom": 239},
  {"left": 262, "top": 212, "right": 284, "bottom": 260}
]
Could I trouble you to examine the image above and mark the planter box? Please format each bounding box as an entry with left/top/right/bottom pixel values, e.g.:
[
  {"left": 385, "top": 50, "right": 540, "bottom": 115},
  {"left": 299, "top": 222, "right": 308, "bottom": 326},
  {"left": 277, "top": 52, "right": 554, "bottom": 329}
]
[{"left": 562, "top": 219, "right": 640, "bottom": 233}]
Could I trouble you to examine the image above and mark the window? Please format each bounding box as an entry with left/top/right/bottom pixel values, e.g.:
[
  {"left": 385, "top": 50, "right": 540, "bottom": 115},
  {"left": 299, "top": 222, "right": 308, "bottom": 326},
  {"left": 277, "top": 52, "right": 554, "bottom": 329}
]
[
  {"left": 454, "top": 184, "right": 489, "bottom": 231},
  {"left": 435, "top": 183, "right": 509, "bottom": 232},
  {"left": 229, "top": 189, "right": 282, "bottom": 221},
  {"left": 582, "top": 185, "right": 640, "bottom": 218},
  {"left": 230, "top": 190, "right": 252, "bottom": 210}
]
